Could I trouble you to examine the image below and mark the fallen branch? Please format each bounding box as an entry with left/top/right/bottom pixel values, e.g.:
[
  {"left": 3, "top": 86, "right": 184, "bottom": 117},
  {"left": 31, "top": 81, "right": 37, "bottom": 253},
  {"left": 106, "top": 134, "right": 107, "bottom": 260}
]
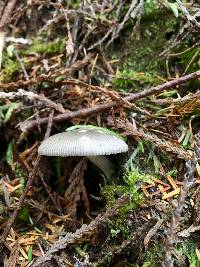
[
  {"left": 18, "top": 70, "right": 200, "bottom": 132},
  {"left": 144, "top": 218, "right": 163, "bottom": 249},
  {"left": 106, "top": 0, "right": 143, "bottom": 48},
  {"left": 0, "top": 157, "right": 41, "bottom": 250},
  {"left": 178, "top": 224, "right": 200, "bottom": 238}
]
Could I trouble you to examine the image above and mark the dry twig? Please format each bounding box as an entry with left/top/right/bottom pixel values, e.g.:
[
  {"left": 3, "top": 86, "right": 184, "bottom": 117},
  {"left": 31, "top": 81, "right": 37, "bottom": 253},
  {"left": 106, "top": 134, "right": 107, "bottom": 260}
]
[
  {"left": 32, "top": 195, "right": 130, "bottom": 266},
  {"left": 0, "top": 54, "right": 93, "bottom": 90},
  {"left": 95, "top": 218, "right": 158, "bottom": 266},
  {"left": 18, "top": 70, "right": 200, "bottom": 132},
  {"left": 163, "top": 160, "right": 196, "bottom": 267},
  {"left": 0, "top": 111, "right": 54, "bottom": 250},
  {"left": 106, "top": 0, "right": 143, "bottom": 48},
  {"left": 0, "top": 89, "right": 65, "bottom": 113},
  {"left": 109, "top": 118, "right": 191, "bottom": 160},
  {"left": 0, "top": 0, "right": 17, "bottom": 28},
  {"left": 176, "top": 0, "right": 200, "bottom": 29}
]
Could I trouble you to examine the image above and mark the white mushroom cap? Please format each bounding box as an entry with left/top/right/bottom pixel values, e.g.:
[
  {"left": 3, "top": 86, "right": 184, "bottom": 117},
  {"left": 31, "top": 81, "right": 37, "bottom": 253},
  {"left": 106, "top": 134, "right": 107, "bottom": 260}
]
[{"left": 38, "top": 126, "right": 128, "bottom": 157}]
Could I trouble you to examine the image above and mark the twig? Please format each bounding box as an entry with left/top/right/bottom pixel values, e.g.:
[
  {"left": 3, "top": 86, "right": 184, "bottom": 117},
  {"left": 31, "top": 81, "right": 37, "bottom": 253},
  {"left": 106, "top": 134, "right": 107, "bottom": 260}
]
[
  {"left": 144, "top": 218, "right": 163, "bottom": 249},
  {"left": 0, "top": 30, "right": 5, "bottom": 69},
  {"left": 106, "top": 0, "right": 142, "bottom": 48},
  {"left": 0, "top": 0, "right": 17, "bottom": 28},
  {"left": 96, "top": 86, "right": 151, "bottom": 115},
  {"left": 183, "top": 49, "right": 199, "bottom": 75},
  {"left": 88, "top": 27, "right": 113, "bottom": 51},
  {"left": 163, "top": 160, "right": 196, "bottom": 267},
  {"left": 109, "top": 118, "right": 190, "bottom": 160},
  {"left": 0, "top": 53, "right": 93, "bottom": 91},
  {"left": 18, "top": 70, "right": 200, "bottom": 132},
  {"left": 0, "top": 111, "right": 54, "bottom": 250},
  {"left": 32, "top": 195, "right": 130, "bottom": 266},
  {"left": 71, "top": 26, "right": 94, "bottom": 64},
  {"left": 0, "top": 89, "right": 65, "bottom": 113},
  {"left": 176, "top": 0, "right": 200, "bottom": 29},
  {"left": 0, "top": 156, "right": 41, "bottom": 249},
  {"left": 39, "top": 172, "right": 62, "bottom": 215},
  {"left": 168, "top": 42, "right": 200, "bottom": 57},
  {"left": 178, "top": 224, "right": 200, "bottom": 238},
  {"left": 59, "top": 1, "right": 74, "bottom": 55},
  {"left": 14, "top": 50, "right": 29, "bottom": 81},
  {"left": 95, "top": 218, "right": 158, "bottom": 266}
]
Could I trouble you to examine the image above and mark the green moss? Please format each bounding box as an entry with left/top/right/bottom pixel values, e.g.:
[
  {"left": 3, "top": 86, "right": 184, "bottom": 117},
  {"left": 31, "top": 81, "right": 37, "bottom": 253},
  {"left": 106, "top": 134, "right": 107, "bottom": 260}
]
[
  {"left": 15, "top": 164, "right": 26, "bottom": 191},
  {"left": 107, "top": 1, "right": 200, "bottom": 95},
  {"left": 0, "top": 102, "right": 20, "bottom": 123},
  {"left": 143, "top": 241, "right": 179, "bottom": 266},
  {"left": 0, "top": 58, "right": 20, "bottom": 82},
  {"left": 102, "top": 166, "right": 146, "bottom": 205},
  {"left": 176, "top": 240, "right": 200, "bottom": 267},
  {"left": 112, "top": 70, "right": 162, "bottom": 92},
  {"left": 109, "top": 7, "right": 178, "bottom": 92},
  {"left": 17, "top": 205, "right": 30, "bottom": 223},
  {"left": 115, "top": 11, "right": 177, "bottom": 71},
  {"left": 142, "top": 239, "right": 200, "bottom": 267},
  {"left": 5, "top": 141, "right": 14, "bottom": 171},
  {"left": 27, "top": 38, "right": 65, "bottom": 55},
  {"left": 102, "top": 167, "right": 147, "bottom": 239},
  {"left": 67, "top": 0, "right": 81, "bottom": 9},
  {"left": 144, "top": 0, "right": 160, "bottom": 16},
  {"left": 142, "top": 241, "right": 164, "bottom": 267},
  {"left": 179, "top": 48, "right": 200, "bottom": 73},
  {"left": 109, "top": 3, "right": 200, "bottom": 96}
]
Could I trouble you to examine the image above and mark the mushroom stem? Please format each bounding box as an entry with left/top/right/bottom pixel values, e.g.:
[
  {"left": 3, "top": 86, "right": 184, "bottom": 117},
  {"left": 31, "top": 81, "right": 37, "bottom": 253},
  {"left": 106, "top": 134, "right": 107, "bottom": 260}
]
[{"left": 87, "top": 155, "right": 114, "bottom": 180}]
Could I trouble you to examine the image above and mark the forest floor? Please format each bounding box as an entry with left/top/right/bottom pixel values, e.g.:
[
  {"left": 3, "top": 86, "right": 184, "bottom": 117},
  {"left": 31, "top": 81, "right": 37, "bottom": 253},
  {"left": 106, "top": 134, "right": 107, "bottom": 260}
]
[{"left": 0, "top": 1, "right": 200, "bottom": 267}]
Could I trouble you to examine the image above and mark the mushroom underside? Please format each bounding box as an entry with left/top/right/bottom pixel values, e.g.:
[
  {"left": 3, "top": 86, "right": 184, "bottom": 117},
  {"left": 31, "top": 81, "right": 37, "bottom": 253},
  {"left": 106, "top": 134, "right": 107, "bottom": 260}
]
[{"left": 87, "top": 155, "right": 114, "bottom": 180}]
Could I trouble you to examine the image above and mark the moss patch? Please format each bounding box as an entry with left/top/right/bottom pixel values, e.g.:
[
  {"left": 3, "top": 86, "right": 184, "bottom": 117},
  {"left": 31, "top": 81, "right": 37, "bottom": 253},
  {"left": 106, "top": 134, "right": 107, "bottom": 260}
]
[
  {"left": 110, "top": 7, "right": 178, "bottom": 93},
  {"left": 0, "top": 58, "right": 20, "bottom": 82},
  {"left": 27, "top": 38, "right": 65, "bottom": 55}
]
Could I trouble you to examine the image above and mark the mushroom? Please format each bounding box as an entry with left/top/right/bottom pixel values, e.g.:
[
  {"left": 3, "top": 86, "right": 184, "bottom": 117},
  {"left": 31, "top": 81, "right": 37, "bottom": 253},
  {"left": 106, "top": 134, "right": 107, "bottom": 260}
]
[{"left": 38, "top": 125, "right": 128, "bottom": 180}]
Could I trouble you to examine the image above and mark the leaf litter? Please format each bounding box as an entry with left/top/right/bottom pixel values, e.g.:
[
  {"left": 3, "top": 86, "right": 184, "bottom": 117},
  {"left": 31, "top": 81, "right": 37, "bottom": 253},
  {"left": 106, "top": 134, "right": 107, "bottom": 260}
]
[{"left": 0, "top": 1, "right": 200, "bottom": 266}]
